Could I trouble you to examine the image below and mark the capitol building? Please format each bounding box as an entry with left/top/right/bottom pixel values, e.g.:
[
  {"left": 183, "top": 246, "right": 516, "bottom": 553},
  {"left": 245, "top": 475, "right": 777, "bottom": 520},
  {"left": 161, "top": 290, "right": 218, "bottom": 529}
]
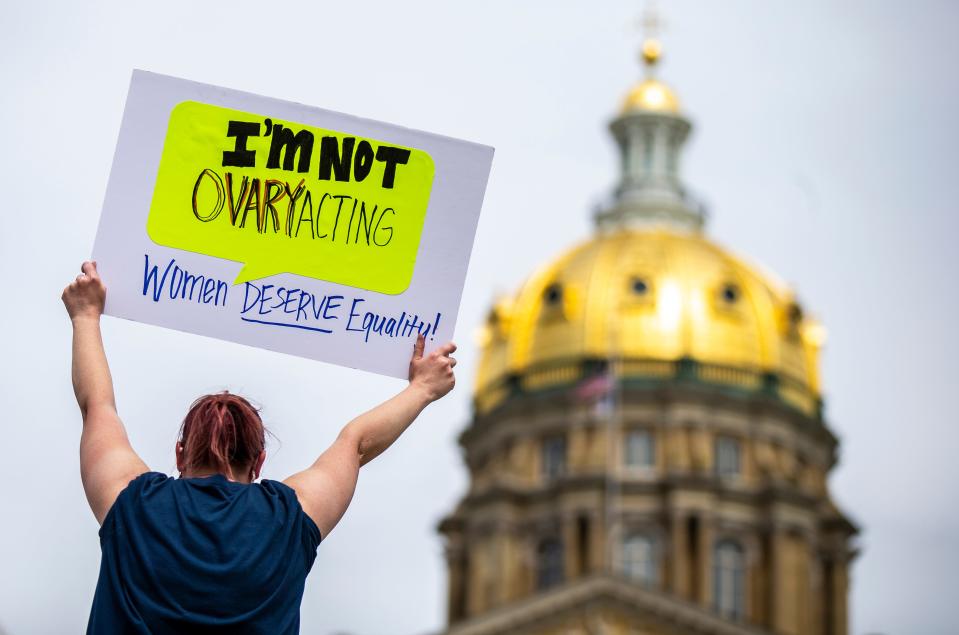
[{"left": 437, "top": 34, "right": 858, "bottom": 635}]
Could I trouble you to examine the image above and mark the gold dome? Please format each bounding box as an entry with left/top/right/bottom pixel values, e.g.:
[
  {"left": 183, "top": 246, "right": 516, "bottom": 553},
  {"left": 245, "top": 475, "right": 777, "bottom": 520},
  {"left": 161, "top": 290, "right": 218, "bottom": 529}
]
[
  {"left": 621, "top": 78, "right": 681, "bottom": 114},
  {"left": 475, "top": 229, "right": 823, "bottom": 415}
]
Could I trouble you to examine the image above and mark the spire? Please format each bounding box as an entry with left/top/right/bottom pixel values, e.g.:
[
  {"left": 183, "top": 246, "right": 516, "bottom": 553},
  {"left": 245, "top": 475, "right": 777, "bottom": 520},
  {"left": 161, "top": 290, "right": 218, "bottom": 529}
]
[{"left": 595, "top": 4, "right": 705, "bottom": 232}]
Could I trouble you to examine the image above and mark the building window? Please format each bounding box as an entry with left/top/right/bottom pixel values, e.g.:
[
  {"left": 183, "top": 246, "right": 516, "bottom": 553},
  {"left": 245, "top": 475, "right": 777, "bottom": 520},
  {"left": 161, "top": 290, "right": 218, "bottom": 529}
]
[
  {"left": 542, "top": 435, "right": 567, "bottom": 481},
  {"left": 631, "top": 276, "right": 650, "bottom": 295},
  {"left": 721, "top": 282, "right": 740, "bottom": 304},
  {"left": 543, "top": 283, "right": 563, "bottom": 305},
  {"left": 713, "top": 540, "right": 746, "bottom": 620},
  {"left": 622, "top": 532, "right": 658, "bottom": 587},
  {"left": 715, "top": 436, "right": 741, "bottom": 478},
  {"left": 624, "top": 429, "right": 655, "bottom": 470},
  {"left": 536, "top": 537, "right": 564, "bottom": 590}
]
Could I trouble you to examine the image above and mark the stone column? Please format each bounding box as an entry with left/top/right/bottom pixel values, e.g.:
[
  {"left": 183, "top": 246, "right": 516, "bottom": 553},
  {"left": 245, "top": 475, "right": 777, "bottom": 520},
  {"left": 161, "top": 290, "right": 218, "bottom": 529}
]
[
  {"left": 767, "top": 525, "right": 795, "bottom": 635},
  {"left": 500, "top": 530, "right": 523, "bottom": 604},
  {"left": 745, "top": 534, "right": 762, "bottom": 625},
  {"left": 766, "top": 527, "right": 782, "bottom": 632},
  {"left": 830, "top": 558, "right": 850, "bottom": 635},
  {"left": 697, "top": 514, "right": 714, "bottom": 608},
  {"left": 591, "top": 511, "right": 607, "bottom": 574},
  {"left": 466, "top": 537, "right": 485, "bottom": 617},
  {"left": 669, "top": 510, "right": 690, "bottom": 599},
  {"left": 446, "top": 544, "right": 465, "bottom": 623},
  {"left": 563, "top": 514, "right": 578, "bottom": 582}
]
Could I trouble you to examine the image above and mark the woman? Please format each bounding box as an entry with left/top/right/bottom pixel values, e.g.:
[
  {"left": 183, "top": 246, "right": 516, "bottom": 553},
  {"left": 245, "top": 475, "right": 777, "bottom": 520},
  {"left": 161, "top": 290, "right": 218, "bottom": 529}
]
[{"left": 62, "top": 261, "right": 457, "bottom": 634}]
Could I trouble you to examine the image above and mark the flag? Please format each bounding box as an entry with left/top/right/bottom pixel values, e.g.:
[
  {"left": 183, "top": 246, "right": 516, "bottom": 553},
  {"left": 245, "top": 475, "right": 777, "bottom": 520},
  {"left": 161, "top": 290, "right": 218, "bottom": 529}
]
[{"left": 573, "top": 370, "right": 617, "bottom": 419}]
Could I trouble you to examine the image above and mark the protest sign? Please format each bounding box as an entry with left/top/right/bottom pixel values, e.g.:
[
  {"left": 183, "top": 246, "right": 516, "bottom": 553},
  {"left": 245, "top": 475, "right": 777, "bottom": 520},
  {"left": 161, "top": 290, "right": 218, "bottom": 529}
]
[{"left": 92, "top": 70, "right": 494, "bottom": 378}]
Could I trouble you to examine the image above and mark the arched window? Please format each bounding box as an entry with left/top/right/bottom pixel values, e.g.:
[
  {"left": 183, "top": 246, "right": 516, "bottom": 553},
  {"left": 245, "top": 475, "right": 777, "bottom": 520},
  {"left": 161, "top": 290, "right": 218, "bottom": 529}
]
[
  {"left": 624, "top": 429, "right": 655, "bottom": 470},
  {"left": 713, "top": 540, "right": 746, "bottom": 620},
  {"left": 621, "top": 532, "right": 658, "bottom": 587},
  {"left": 541, "top": 435, "right": 567, "bottom": 481},
  {"left": 715, "top": 436, "right": 741, "bottom": 478},
  {"left": 536, "top": 537, "right": 564, "bottom": 590}
]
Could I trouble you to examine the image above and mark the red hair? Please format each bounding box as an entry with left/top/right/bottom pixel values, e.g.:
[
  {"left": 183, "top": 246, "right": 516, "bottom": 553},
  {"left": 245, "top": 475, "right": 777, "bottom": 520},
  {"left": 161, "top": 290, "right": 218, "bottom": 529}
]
[{"left": 178, "top": 392, "right": 266, "bottom": 476}]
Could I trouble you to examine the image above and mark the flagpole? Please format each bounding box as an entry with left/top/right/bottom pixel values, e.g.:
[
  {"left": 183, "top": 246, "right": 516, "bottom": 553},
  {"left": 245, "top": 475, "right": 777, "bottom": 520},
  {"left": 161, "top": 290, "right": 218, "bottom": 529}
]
[{"left": 604, "top": 233, "right": 627, "bottom": 577}]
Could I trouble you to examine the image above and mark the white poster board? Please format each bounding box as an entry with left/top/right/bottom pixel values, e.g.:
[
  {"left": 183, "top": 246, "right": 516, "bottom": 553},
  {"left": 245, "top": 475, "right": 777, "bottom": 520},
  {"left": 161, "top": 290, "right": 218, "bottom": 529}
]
[{"left": 92, "top": 70, "right": 494, "bottom": 379}]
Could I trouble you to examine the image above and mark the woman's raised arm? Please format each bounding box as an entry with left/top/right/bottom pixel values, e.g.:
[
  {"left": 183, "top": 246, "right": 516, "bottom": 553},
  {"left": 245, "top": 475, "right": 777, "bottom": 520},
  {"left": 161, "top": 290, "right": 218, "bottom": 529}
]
[
  {"left": 284, "top": 334, "right": 456, "bottom": 539},
  {"left": 63, "top": 261, "right": 149, "bottom": 525}
]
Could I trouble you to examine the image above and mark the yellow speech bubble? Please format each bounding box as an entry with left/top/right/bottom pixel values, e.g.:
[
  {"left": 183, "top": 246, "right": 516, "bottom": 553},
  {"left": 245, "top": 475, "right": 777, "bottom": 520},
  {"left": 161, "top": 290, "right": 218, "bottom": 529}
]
[{"left": 147, "top": 101, "right": 435, "bottom": 294}]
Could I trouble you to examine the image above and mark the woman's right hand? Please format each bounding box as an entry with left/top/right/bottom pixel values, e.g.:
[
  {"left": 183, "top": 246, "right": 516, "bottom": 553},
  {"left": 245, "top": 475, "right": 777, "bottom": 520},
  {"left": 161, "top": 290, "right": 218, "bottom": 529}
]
[
  {"left": 62, "top": 261, "right": 106, "bottom": 322},
  {"left": 408, "top": 334, "right": 457, "bottom": 401}
]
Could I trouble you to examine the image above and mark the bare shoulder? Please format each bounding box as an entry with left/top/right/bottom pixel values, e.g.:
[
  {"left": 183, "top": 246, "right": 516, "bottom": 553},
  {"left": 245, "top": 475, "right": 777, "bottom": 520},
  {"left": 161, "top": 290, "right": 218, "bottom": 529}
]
[
  {"left": 282, "top": 435, "right": 361, "bottom": 539},
  {"left": 80, "top": 405, "right": 150, "bottom": 525}
]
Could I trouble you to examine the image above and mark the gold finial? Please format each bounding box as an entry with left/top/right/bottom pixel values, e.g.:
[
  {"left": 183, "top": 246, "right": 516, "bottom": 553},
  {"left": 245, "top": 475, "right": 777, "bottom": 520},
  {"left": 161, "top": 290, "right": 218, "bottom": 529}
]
[
  {"left": 639, "top": 2, "right": 664, "bottom": 71},
  {"left": 620, "top": 1, "right": 680, "bottom": 114},
  {"left": 642, "top": 38, "right": 662, "bottom": 67}
]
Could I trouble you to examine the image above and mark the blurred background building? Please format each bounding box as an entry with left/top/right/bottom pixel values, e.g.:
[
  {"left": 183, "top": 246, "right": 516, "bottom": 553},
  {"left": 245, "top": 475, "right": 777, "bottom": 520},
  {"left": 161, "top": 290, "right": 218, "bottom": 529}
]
[{"left": 437, "top": 24, "right": 858, "bottom": 635}]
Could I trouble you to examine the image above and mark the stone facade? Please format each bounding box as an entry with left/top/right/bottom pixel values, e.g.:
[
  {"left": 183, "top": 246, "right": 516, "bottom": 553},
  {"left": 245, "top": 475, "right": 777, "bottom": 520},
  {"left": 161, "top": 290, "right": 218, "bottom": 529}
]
[{"left": 439, "top": 371, "right": 856, "bottom": 635}]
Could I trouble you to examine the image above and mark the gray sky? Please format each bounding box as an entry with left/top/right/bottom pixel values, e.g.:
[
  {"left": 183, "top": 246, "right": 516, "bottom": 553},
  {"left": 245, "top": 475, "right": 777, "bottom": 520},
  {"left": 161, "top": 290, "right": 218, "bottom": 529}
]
[{"left": 1, "top": 1, "right": 956, "bottom": 633}]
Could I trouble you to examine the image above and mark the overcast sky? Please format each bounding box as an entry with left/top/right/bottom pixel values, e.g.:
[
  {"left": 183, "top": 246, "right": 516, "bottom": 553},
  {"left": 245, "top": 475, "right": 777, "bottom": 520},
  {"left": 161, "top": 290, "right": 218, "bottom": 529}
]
[{"left": 1, "top": 1, "right": 957, "bottom": 634}]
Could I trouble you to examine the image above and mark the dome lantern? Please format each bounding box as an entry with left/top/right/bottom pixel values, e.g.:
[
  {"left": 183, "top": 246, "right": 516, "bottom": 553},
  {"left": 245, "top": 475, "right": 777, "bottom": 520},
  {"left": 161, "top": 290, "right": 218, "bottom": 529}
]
[{"left": 595, "top": 33, "right": 705, "bottom": 232}]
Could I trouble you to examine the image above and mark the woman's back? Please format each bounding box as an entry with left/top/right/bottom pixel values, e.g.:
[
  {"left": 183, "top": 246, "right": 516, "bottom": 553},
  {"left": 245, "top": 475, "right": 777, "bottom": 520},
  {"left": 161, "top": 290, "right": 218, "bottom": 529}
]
[
  {"left": 88, "top": 472, "right": 322, "bottom": 635},
  {"left": 63, "top": 261, "right": 456, "bottom": 632}
]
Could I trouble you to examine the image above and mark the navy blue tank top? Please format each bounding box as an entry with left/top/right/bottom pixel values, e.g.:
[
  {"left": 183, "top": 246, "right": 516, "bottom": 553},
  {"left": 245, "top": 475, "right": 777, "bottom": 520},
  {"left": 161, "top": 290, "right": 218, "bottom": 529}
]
[{"left": 87, "top": 471, "right": 322, "bottom": 634}]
